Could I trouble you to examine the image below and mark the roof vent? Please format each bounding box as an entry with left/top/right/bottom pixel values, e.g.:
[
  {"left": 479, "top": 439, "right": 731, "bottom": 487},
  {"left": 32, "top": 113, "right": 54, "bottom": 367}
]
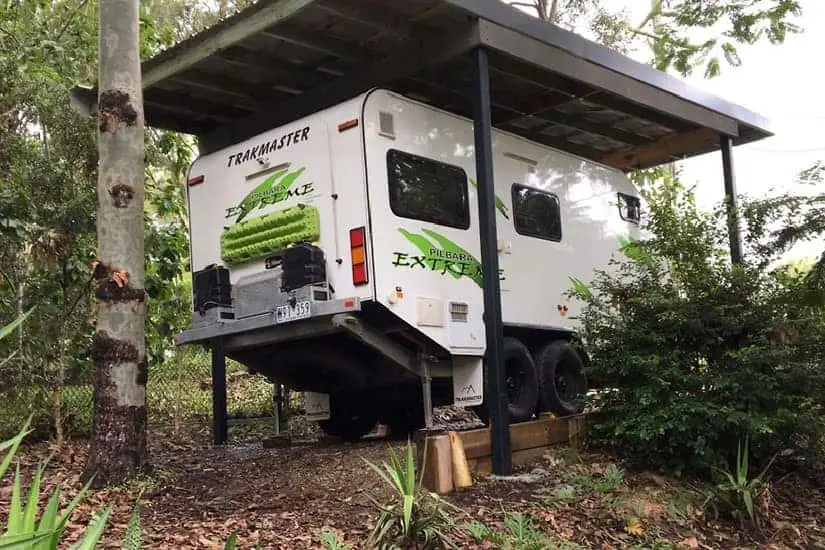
[{"left": 378, "top": 111, "right": 395, "bottom": 139}]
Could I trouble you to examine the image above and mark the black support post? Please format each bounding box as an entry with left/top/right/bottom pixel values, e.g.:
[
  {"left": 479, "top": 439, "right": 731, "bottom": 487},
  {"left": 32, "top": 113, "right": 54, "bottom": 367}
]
[
  {"left": 211, "top": 337, "right": 228, "bottom": 445},
  {"left": 472, "top": 47, "right": 511, "bottom": 475},
  {"left": 720, "top": 134, "right": 743, "bottom": 264}
]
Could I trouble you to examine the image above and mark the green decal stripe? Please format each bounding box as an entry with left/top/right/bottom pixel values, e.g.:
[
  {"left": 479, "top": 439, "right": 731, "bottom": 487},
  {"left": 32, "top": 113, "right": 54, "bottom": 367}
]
[
  {"left": 469, "top": 178, "right": 509, "bottom": 220},
  {"left": 420, "top": 228, "right": 482, "bottom": 287},
  {"left": 398, "top": 227, "right": 491, "bottom": 287},
  {"left": 232, "top": 166, "right": 307, "bottom": 223},
  {"left": 234, "top": 168, "right": 288, "bottom": 223},
  {"left": 221, "top": 205, "right": 320, "bottom": 264}
]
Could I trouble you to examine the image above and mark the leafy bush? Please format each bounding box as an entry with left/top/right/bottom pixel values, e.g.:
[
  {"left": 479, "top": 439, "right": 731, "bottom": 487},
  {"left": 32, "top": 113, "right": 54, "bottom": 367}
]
[
  {"left": 703, "top": 438, "right": 775, "bottom": 527},
  {"left": 571, "top": 171, "right": 825, "bottom": 477},
  {"left": 363, "top": 440, "right": 457, "bottom": 549}
]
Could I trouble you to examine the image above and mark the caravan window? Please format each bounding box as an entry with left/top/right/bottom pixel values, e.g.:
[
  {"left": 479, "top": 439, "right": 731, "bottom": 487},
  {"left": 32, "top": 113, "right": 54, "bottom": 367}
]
[
  {"left": 617, "top": 192, "right": 641, "bottom": 224},
  {"left": 512, "top": 184, "right": 562, "bottom": 242},
  {"left": 387, "top": 149, "right": 470, "bottom": 230}
]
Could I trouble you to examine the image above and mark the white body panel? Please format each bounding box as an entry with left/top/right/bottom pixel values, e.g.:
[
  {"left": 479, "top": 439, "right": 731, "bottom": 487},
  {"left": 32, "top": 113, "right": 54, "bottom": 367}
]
[
  {"left": 187, "top": 96, "right": 373, "bottom": 303},
  {"left": 186, "top": 88, "right": 641, "bottom": 359},
  {"left": 362, "top": 90, "right": 641, "bottom": 354}
]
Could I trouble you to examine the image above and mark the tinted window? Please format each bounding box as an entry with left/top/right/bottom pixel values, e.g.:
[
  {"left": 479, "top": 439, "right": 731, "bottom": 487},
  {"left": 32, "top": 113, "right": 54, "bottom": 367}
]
[
  {"left": 387, "top": 149, "right": 469, "bottom": 229},
  {"left": 617, "top": 192, "right": 641, "bottom": 224},
  {"left": 512, "top": 184, "right": 562, "bottom": 242}
]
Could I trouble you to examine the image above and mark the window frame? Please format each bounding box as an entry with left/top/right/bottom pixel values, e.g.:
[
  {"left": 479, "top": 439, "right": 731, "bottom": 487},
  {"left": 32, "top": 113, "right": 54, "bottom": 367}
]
[
  {"left": 511, "top": 183, "right": 563, "bottom": 242},
  {"left": 386, "top": 149, "right": 470, "bottom": 230},
  {"left": 617, "top": 192, "right": 641, "bottom": 224}
]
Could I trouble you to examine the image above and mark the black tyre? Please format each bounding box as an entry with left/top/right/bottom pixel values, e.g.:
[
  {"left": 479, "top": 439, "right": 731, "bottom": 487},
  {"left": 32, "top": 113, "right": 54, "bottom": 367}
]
[
  {"left": 472, "top": 337, "right": 539, "bottom": 424},
  {"left": 536, "top": 340, "right": 588, "bottom": 416},
  {"left": 384, "top": 406, "right": 425, "bottom": 439},
  {"left": 318, "top": 395, "right": 378, "bottom": 442}
]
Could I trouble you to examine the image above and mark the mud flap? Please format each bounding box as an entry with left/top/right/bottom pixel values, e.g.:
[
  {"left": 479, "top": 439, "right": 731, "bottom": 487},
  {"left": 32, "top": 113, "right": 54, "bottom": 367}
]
[
  {"left": 304, "top": 391, "right": 330, "bottom": 421},
  {"left": 452, "top": 356, "right": 484, "bottom": 407}
]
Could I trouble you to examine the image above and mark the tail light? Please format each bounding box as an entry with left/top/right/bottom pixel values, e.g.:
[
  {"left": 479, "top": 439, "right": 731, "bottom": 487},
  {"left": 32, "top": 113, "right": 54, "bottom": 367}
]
[{"left": 350, "top": 227, "right": 368, "bottom": 286}]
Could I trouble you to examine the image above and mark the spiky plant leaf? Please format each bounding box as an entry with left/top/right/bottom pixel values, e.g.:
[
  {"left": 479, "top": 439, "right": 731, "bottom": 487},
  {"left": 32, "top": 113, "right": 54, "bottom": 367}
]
[
  {"left": 0, "top": 417, "right": 32, "bottom": 480},
  {"left": 122, "top": 503, "right": 141, "bottom": 550},
  {"left": 0, "top": 532, "right": 53, "bottom": 549},
  {"left": 6, "top": 465, "right": 24, "bottom": 536},
  {"left": 69, "top": 504, "right": 113, "bottom": 550},
  {"left": 0, "top": 308, "right": 35, "bottom": 341}
]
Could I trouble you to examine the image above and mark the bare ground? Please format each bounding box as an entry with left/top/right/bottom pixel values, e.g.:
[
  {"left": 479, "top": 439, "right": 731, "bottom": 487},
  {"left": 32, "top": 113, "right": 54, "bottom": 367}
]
[{"left": 3, "top": 421, "right": 825, "bottom": 549}]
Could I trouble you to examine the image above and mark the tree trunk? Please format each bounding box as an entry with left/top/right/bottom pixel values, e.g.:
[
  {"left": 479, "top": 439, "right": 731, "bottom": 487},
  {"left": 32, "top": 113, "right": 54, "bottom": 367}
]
[
  {"left": 16, "top": 280, "right": 24, "bottom": 360},
  {"left": 83, "top": 0, "right": 148, "bottom": 487},
  {"left": 549, "top": 0, "right": 559, "bottom": 22}
]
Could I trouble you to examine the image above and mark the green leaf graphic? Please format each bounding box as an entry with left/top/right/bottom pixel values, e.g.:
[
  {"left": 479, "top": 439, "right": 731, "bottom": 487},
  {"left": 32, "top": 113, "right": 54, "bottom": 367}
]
[
  {"left": 234, "top": 168, "right": 287, "bottom": 223},
  {"left": 420, "top": 229, "right": 483, "bottom": 287},
  {"left": 568, "top": 276, "right": 592, "bottom": 300},
  {"left": 398, "top": 228, "right": 484, "bottom": 287},
  {"left": 617, "top": 234, "right": 650, "bottom": 264},
  {"left": 469, "top": 178, "right": 509, "bottom": 220},
  {"left": 233, "top": 166, "right": 307, "bottom": 223}
]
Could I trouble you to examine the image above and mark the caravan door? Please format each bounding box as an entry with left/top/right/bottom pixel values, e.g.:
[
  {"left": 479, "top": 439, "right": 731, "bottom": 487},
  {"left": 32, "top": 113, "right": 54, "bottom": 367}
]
[{"left": 361, "top": 90, "right": 486, "bottom": 357}]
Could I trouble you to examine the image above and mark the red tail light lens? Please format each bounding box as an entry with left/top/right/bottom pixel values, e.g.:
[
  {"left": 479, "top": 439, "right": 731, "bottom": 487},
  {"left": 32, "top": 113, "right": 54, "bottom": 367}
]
[{"left": 350, "top": 227, "right": 368, "bottom": 286}]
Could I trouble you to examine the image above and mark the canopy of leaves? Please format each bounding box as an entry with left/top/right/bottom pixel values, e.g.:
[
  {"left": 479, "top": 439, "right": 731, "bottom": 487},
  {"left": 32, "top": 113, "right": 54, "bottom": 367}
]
[
  {"left": 571, "top": 170, "right": 825, "bottom": 477},
  {"left": 509, "top": 0, "right": 803, "bottom": 77},
  {"left": 0, "top": 0, "right": 230, "bottom": 438}
]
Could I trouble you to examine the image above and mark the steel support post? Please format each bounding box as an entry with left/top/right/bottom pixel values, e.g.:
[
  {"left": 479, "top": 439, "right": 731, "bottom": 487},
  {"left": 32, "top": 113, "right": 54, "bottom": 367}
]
[
  {"left": 421, "top": 358, "right": 434, "bottom": 429},
  {"left": 472, "top": 46, "right": 511, "bottom": 475},
  {"left": 720, "top": 134, "right": 743, "bottom": 264},
  {"left": 211, "top": 337, "right": 228, "bottom": 445},
  {"left": 274, "top": 382, "right": 283, "bottom": 435}
]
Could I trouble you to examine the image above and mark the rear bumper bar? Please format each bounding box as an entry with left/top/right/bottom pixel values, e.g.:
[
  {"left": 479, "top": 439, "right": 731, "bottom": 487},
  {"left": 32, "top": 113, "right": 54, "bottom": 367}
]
[{"left": 175, "top": 297, "right": 362, "bottom": 346}]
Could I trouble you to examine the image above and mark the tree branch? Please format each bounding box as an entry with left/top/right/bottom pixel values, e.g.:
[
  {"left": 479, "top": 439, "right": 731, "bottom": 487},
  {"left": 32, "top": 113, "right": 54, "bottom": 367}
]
[{"left": 55, "top": 0, "right": 91, "bottom": 42}]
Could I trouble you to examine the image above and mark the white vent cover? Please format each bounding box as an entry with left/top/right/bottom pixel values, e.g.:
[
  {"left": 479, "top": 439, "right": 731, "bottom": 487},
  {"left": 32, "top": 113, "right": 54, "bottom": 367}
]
[
  {"left": 449, "top": 301, "right": 469, "bottom": 323},
  {"left": 378, "top": 111, "right": 396, "bottom": 138}
]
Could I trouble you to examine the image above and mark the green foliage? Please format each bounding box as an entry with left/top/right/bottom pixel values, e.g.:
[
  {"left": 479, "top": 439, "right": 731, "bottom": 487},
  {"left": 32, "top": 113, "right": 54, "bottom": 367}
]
[
  {"left": 0, "top": 417, "right": 106, "bottom": 549},
  {"left": 463, "top": 512, "right": 584, "bottom": 550},
  {"left": 363, "top": 440, "right": 457, "bottom": 549},
  {"left": 122, "top": 503, "right": 142, "bottom": 550},
  {"left": 534, "top": 484, "right": 580, "bottom": 509},
  {"left": 703, "top": 439, "right": 775, "bottom": 525},
  {"left": 572, "top": 169, "right": 825, "bottom": 477},
  {"left": 513, "top": 0, "right": 803, "bottom": 79},
  {"left": 570, "top": 465, "right": 625, "bottom": 494},
  {"left": 318, "top": 530, "right": 353, "bottom": 550}
]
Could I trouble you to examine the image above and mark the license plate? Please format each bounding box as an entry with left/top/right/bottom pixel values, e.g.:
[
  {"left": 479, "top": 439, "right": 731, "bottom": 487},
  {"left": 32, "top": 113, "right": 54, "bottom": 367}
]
[{"left": 275, "top": 301, "right": 311, "bottom": 323}]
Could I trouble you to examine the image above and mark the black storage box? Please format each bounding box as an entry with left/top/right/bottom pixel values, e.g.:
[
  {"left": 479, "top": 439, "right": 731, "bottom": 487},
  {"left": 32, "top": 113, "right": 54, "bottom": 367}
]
[
  {"left": 281, "top": 244, "right": 326, "bottom": 292},
  {"left": 193, "top": 264, "right": 232, "bottom": 313}
]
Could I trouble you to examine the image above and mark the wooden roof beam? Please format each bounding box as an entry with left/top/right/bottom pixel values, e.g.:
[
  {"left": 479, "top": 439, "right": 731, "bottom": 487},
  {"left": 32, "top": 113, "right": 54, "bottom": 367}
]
[
  {"left": 199, "top": 21, "right": 482, "bottom": 153},
  {"left": 142, "top": 0, "right": 315, "bottom": 89},
  {"left": 260, "top": 26, "right": 378, "bottom": 63},
  {"left": 600, "top": 127, "right": 721, "bottom": 170}
]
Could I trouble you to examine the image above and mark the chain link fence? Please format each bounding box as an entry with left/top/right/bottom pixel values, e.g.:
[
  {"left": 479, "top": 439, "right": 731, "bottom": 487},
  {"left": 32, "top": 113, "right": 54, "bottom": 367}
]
[{"left": 0, "top": 346, "right": 277, "bottom": 440}]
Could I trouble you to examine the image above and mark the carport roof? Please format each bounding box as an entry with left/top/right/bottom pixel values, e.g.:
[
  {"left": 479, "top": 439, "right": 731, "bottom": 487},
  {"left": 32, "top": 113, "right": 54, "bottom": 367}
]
[{"left": 86, "top": 0, "right": 774, "bottom": 170}]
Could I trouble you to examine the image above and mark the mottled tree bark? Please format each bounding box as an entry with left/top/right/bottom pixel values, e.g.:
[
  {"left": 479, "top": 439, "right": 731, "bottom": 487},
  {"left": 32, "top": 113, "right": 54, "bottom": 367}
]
[{"left": 83, "top": 0, "right": 148, "bottom": 487}]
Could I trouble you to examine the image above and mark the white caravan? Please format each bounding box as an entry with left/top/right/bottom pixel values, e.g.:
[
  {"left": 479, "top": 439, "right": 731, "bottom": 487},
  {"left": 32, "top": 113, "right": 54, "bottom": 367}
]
[{"left": 180, "top": 88, "right": 643, "bottom": 440}]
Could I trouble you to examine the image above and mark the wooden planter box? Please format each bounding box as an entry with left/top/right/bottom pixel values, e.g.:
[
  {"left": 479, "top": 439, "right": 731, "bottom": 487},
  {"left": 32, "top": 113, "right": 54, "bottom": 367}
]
[{"left": 415, "top": 413, "right": 585, "bottom": 494}]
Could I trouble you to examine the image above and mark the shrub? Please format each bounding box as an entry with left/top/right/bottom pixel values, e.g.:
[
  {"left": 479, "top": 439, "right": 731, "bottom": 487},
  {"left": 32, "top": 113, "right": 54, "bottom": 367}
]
[
  {"left": 571, "top": 171, "right": 825, "bottom": 477},
  {"left": 363, "top": 439, "right": 457, "bottom": 549},
  {"left": 703, "top": 438, "right": 775, "bottom": 528}
]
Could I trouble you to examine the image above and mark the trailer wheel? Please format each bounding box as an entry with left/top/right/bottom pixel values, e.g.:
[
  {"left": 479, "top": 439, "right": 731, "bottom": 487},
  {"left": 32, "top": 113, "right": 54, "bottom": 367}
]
[
  {"left": 319, "top": 396, "right": 378, "bottom": 442},
  {"left": 536, "top": 340, "right": 588, "bottom": 417},
  {"left": 473, "top": 337, "right": 539, "bottom": 424}
]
